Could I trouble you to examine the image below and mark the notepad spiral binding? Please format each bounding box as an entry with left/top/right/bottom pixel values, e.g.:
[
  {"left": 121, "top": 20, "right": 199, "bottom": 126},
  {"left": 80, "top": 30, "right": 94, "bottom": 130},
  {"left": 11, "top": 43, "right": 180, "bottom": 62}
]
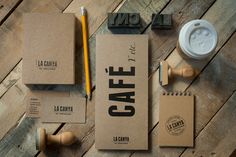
[{"left": 162, "top": 91, "right": 191, "bottom": 96}]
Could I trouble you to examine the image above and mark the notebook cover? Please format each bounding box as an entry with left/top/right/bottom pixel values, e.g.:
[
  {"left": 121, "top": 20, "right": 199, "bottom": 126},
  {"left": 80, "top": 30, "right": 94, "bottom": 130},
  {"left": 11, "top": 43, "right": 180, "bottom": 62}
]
[
  {"left": 95, "top": 35, "right": 148, "bottom": 150},
  {"left": 22, "top": 13, "right": 75, "bottom": 85},
  {"left": 159, "top": 92, "right": 194, "bottom": 147}
]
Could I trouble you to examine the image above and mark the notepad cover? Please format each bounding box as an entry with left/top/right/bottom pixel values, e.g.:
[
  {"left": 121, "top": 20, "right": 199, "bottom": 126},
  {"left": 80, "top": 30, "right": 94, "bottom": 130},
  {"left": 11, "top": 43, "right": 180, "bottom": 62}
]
[{"left": 159, "top": 93, "right": 194, "bottom": 147}]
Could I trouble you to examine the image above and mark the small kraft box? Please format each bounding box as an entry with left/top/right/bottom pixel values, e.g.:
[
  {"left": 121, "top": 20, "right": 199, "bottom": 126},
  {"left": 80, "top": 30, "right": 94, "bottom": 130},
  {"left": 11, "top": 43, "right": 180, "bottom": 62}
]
[
  {"left": 95, "top": 35, "right": 148, "bottom": 150},
  {"left": 22, "top": 13, "right": 75, "bottom": 85}
]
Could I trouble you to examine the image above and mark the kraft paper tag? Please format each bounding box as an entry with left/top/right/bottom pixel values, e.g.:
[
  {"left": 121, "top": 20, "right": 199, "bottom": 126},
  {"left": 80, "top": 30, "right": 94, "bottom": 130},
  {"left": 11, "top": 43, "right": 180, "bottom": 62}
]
[{"left": 40, "top": 96, "right": 86, "bottom": 123}]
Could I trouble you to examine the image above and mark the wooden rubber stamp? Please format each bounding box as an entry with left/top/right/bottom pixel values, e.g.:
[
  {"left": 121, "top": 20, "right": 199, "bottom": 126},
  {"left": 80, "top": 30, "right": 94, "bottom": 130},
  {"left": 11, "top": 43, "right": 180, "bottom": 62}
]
[
  {"left": 36, "top": 128, "right": 77, "bottom": 151},
  {"left": 159, "top": 60, "right": 198, "bottom": 86},
  {"left": 108, "top": 13, "right": 141, "bottom": 29},
  {"left": 151, "top": 14, "right": 172, "bottom": 29}
]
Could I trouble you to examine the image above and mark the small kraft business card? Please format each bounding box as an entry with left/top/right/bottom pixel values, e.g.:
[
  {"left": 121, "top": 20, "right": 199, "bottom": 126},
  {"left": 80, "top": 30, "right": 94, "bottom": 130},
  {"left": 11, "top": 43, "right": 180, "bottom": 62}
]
[
  {"left": 41, "top": 96, "right": 86, "bottom": 123},
  {"left": 25, "top": 90, "right": 69, "bottom": 118},
  {"left": 25, "top": 90, "right": 86, "bottom": 123}
]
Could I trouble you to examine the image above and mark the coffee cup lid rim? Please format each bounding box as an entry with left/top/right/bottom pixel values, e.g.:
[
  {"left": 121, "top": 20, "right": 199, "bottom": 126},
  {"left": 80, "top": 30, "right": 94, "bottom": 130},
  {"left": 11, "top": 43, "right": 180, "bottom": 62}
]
[{"left": 179, "top": 20, "right": 218, "bottom": 59}]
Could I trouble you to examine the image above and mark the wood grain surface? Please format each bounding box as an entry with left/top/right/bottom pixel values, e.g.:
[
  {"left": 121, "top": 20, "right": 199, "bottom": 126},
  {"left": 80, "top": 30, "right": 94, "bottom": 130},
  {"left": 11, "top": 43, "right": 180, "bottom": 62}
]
[
  {"left": 131, "top": 0, "right": 236, "bottom": 156},
  {"left": 0, "top": 0, "right": 122, "bottom": 156},
  {"left": 181, "top": 33, "right": 236, "bottom": 157},
  {"left": 0, "top": 0, "right": 73, "bottom": 83},
  {"left": 39, "top": 0, "right": 171, "bottom": 156},
  {"left": 0, "top": 0, "right": 235, "bottom": 156},
  {"left": 85, "top": 0, "right": 236, "bottom": 156},
  {"left": 132, "top": 31, "right": 236, "bottom": 157},
  {"left": 0, "top": 0, "right": 22, "bottom": 25}
]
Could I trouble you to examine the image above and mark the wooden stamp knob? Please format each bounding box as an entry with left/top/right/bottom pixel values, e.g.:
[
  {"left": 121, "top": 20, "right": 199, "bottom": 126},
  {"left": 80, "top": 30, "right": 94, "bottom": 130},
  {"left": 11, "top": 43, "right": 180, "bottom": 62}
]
[
  {"left": 168, "top": 67, "right": 198, "bottom": 78},
  {"left": 36, "top": 128, "right": 77, "bottom": 151}
]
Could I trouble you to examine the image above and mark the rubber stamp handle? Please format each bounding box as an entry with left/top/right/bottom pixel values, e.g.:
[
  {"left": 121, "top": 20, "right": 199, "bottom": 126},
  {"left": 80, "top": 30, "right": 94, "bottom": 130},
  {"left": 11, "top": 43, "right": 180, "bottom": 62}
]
[
  {"left": 36, "top": 128, "right": 77, "bottom": 151},
  {"left": 47, "top": 132, "right": 77, "bottom": 146},
  {"left": 169, "top": 67, "right": 198, "bottom": 78}
]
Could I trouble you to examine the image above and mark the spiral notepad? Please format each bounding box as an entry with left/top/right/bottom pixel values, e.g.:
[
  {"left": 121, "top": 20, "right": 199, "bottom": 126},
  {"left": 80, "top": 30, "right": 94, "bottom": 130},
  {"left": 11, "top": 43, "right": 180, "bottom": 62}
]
[{"left": 159, "top": 92, "right": 194, "bottom": 147}]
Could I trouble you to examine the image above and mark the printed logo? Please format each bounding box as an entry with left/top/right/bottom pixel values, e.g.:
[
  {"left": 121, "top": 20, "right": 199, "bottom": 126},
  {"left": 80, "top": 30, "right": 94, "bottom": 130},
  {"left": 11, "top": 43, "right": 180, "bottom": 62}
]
[
  {"left": 36, "top": 60, "right": 57, "bottom": 70},
  {"left": 105, "top": 43, "right": 137, "bottom": 117},
  {"left": 165, "top": 115, "right": 185, "bottom": 136},
  {"left": 54, "top": 105, "right": 73, "bottom": 115},
  {"left": 113, "top": 136, "right": 129, "bottom": 144}
]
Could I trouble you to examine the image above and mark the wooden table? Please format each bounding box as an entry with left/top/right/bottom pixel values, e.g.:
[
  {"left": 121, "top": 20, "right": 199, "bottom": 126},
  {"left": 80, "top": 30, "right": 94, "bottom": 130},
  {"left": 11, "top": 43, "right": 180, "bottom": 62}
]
[{"left": 0, "top": 0, "right": 236, "bottom": 156}]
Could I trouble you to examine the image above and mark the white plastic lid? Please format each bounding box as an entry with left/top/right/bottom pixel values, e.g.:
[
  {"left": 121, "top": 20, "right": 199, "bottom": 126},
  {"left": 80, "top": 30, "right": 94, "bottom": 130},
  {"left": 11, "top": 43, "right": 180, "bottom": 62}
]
[{"left": 179, "top": 20, "right": 218, "bottom": 59}]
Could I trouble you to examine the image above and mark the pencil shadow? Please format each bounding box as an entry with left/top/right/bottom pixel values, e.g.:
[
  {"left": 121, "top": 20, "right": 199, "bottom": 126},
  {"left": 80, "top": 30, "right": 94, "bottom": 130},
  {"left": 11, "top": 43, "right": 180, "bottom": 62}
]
[
  {"left": 40, "top": 139, "right": 81, "bottom": 156},
  {"left": 75, "top": 17, "right": 83, "bottom": 85}
]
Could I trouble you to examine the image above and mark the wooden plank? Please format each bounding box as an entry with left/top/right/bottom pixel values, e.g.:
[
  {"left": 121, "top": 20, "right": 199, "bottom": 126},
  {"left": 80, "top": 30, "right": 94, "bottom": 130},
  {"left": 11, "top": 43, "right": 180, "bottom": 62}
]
[
  {"left": 38, "top": 0, "right": 171, "bottom": 156},
  {"left": 0, "top": 0, "right": 124, "bottom": 97},
  {"left": 0, "top": 79, "right": 28, "bottom": 140},
  {"left": 147, "top": 0, "right": 216, "bottom": 73},
  {"left": 43, "top": 0, "right": 235, "bottom": 155},
  {"left": 0, "top": 0, "right": 22, "bottom": 25},
  {"left": 39, "top": 96, "right": 95, "bottom": 157},
  {"left": 179, "top": 32, "right": 236, "bottom": 157},
  {"left": 54, "top": 0, "right": 173, "bottom": 156},
  {"left": 0, "top": 61, "right": 22, "bottom": 97},
  {"left": 64, "top": 0, "right": 124, "bottom": 37},
  {"left": 147, "top": 0, "right": 219, "bottom": 128},
  {"left": 0, "top": 0, "right": 72, "bottom": 84},
  {"left": 62, "top": 0, "right": 125, "bottom": 93},
  {"left": 0, "top": 0, "right": 234, "bottom": 156},
  {"left": 0, "top": 0, "right": 123, "bottom": 156},
  {"left": 0, "top": 0, "right": 74, "bottom": 147},
  {"left": 0, "top": 0, "right": 73, "bottom": 140},
  {"left": 88, "top": 0, "right": 171, "bottom": 87},
  {"left": 149, "top": 0, "right": 236, "bottom": 128},
  {"left": 83, "top": 0, "right": 224, "bottom": 156},
  {"left": 0, "top": 118, "right": 60, "bottom": 157},
  {"left": 132, "top": 31, "right": 236, "bottom": 157},
  {"left": 0, "top": 2, "right": 171, "bottom": 156},
  {"left": 180, "top": 95, "right": 236, "bottom": 156},
  {"left": 86, "top": 1, "right": 235, "bottom": 156},
  {"left": 130, "top": 0, "right": 236, "bottom": 155}
]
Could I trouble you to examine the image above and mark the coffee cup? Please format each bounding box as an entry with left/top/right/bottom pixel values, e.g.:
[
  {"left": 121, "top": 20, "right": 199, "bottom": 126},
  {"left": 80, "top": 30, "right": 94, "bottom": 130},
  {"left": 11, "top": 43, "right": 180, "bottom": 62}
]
[{"left": 177, "top": 20, "right": 218, "bottom": 60}]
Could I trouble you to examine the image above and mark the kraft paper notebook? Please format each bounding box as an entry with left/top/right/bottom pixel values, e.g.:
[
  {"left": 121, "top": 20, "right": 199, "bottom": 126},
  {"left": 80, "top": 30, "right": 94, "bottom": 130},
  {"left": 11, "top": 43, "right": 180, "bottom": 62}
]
[
  {"left": 95, "top": 35, "right": 148, "bottom": 150},
  {"left": 159, "top": 92, "right": 194, "bottom": 147},
  {"left": 23, "top": 13, "right": 75, "bottom": 85}
]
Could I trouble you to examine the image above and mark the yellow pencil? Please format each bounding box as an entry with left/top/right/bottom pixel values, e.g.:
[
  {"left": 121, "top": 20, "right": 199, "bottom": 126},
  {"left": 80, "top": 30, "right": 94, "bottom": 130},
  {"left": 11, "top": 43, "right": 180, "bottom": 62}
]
[{"left": 81, "top": 7, "right": 91, "bottom": 99}]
